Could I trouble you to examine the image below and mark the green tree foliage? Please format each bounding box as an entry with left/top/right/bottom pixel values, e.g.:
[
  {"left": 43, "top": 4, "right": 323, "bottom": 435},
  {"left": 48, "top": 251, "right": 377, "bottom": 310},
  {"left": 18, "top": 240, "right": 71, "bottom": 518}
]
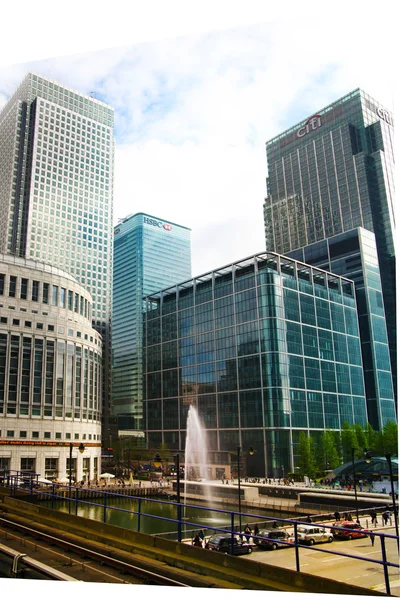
[
  {"left": 382, "top": 421, "right": 398, "bottom": 456},
  {"left": 298, "top": 432, "right": 316, "bottom": 477},
  {"left": 340, "top": 421, "right": 360, "bottom": 463},
  {"left": 315, "top": 430, "right": 341, "bottom": 471}
]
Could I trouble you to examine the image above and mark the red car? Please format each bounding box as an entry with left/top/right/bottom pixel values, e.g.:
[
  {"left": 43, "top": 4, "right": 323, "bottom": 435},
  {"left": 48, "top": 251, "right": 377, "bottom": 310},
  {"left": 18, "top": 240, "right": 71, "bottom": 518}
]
[{"left": 332, "top": 521, "right": 368, "bottom": 540}]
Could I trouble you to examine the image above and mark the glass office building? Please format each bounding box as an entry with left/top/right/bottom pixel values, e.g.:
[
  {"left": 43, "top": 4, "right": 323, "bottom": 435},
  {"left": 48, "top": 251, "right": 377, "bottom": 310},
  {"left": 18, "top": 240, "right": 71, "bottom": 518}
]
[
  {"left": 112, "top": 213, "right": 191, "bottom": 435},
  {"left": 263, "top": 89, "right": 396, "bottom": 398},
  {"left": 287, "top": 228, "right": 396, "bottom": 429},
  {"left": 0, "top": 73, "right": 115, "bottom": 437},
  {"left": 143, "top": 252, "right": 368, "bottom": 476}
]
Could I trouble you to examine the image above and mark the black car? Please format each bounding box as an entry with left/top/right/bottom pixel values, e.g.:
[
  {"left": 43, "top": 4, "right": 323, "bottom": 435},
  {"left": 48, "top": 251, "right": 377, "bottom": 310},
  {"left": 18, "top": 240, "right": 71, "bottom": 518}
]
[
  {"left": 254, "top": 528, "right": 289, "bottom": 550},
  {"left": 206, "top": 534, "right": 252, "bottom": 555}
]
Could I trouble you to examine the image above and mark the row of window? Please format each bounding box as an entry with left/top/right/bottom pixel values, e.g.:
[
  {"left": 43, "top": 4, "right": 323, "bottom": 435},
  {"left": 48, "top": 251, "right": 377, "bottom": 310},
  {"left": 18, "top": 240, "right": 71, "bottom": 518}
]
[
  {"left": 0, "top": 274, "right": 91, "bottom": 319},
  {"left": 1, "top": 430, "right": 100, "bottom": 441},
  {"left": 0, "top": 316, "right": 97, "bottom": 342}
]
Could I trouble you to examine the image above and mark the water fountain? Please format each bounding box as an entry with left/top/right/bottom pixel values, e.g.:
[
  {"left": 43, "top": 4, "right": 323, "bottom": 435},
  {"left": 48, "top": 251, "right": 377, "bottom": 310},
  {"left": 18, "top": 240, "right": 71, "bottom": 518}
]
[{"left": 183, "top": 405, "right": 213, "bottom": 508}]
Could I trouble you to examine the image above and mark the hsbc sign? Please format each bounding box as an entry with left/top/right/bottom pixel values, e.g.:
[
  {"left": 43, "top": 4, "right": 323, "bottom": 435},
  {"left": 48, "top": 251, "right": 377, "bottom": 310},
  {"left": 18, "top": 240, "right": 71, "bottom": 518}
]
[
  {"left": 297, "top": 114, "right": 322, "bottom": 138},
  {"left": 144, "top": 217, "right": 172, "bottom": 231}
]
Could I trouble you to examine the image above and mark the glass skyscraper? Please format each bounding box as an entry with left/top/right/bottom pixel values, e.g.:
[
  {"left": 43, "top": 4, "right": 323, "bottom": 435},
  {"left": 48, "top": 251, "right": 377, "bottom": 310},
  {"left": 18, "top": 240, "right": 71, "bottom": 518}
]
[
  {"left": 287, "top": 228, "right": 396, "bottom": 429},
  {"left": 263, "top": 89, "right": 396, "bottom": 400},
  {"left": 0, "top": 73, "right": 115, "bottom": 437},
  {"left": 112, "top": 213, "right": 191, "bottom": 435},
  {"left": 143, "top": 252, "right": 367, "bottom": 476}
]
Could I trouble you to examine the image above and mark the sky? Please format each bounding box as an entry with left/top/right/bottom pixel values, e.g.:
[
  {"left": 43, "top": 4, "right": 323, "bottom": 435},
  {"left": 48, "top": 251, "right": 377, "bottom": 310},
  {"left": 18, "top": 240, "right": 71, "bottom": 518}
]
[{"left": 0, "top": 6, "right": 395, "bottom": 279}]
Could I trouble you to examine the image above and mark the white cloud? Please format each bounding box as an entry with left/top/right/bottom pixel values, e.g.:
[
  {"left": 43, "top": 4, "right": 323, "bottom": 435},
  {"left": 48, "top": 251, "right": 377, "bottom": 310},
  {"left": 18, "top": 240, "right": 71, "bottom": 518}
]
[{"left": 0, "top": 14, "right": 395, "bottom": 277}]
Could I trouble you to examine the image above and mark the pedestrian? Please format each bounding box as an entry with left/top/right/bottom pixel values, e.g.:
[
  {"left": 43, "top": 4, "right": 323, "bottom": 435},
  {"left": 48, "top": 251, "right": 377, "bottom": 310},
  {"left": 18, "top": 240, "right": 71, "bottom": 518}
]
[
  {"left": 243, "top": 524, "right": 252, "bottom": 542},
  {"left": 369, "top": 531, "right": 375, "bottom": 546},
  {"left": 198, "top": 529, "right": 205, "bottom": 542},
  {"left": 192, "top": 533, "right": 202, "bottom": 547},
  {"left": 370, "top": 510, "right": 377, "bottom": 526},
  {"left": 254, "top": 523, "right": 259, "bottom": 539},
  {"left": 334, "top": 511, "right": 340, "bottom": 522},
  {"left": 306, "top": 515, "right": 312, "bottom": 523},
  {"left": 383, "top": 511, "right": 389, "bottom": 525}
]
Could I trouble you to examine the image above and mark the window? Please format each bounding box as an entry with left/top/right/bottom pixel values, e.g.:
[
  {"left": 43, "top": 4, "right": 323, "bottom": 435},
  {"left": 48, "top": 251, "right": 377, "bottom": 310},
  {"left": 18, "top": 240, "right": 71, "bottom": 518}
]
[
  {"left": 55, "top": 432, "right": 61, "bottom": 439},
  {"left": 12, "top": 319, "right": 20, "bottom": 326},
  {"left": 44, "top": 432, "right": 51, "bottom": 439},
  {"left": 36, "top": 323, "right": 44, "bottom": 330},
  {"left": 32, "top": 431, "right": 39, "bottom": 438},
  {"left": 43, "top": 283, "right": 49, "bottom": 304},
  {"left": 21, "top": 278, "right": 28, "bottom": 300},
  {"left": 9, "top": 276, "right": 17, "bottom": 297},
  {"left": 32, "top": 280, "right": 40, "bottom": 302},
  {"left": 20, "top": 431, "right": 27, "bottom": 438},
  {"left": 7, "top": 430, "right": 14, "bottom": 437},
  {"left": 25, "top": 321, "right": 32, "bottom": 328},
  {"left": 0, "top": 274, "right": 4, "bottom": 295},
  {"left": 0, "top": 317, "right": 7, "bottom": 324}
]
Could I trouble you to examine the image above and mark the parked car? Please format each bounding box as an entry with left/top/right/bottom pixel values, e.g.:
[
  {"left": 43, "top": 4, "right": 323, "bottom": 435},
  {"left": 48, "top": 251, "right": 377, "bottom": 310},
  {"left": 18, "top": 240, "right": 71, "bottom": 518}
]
[
  {"left": 331, "top": 521, "right": 368, "bottom": 540},
  {"left": 290, "top": 525, "right": 333, "bottom": 545},
  {"left": 205, "top": 534, "right": 252, "bottom": 555},
  {"left": 254, "top": 528, "right": 290, "bottom": 550}
]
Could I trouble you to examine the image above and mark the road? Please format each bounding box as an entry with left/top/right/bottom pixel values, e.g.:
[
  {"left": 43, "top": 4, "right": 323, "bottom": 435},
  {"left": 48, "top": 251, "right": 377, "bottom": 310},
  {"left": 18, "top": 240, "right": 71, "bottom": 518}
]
[{"left": 242, "top": 528, "right": 400, "bottom": 595}]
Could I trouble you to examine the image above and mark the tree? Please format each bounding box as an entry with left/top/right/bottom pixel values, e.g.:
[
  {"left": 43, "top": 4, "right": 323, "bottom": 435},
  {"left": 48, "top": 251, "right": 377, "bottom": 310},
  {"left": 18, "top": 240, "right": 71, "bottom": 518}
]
[
  {"left": 382, "top": 421, "right": 398, "bottom": 456},
  {"left": 364, "top": 422, "right": 377, "bottom": 452},
  {"left": 298, "top": 432, "right": 316, "bottom": 478},
  {"left": 316, "top": 430, "right": 340, "bottom": 472},
  {"left": 340, "top": 421, "right": 360, "bottom": 463}
]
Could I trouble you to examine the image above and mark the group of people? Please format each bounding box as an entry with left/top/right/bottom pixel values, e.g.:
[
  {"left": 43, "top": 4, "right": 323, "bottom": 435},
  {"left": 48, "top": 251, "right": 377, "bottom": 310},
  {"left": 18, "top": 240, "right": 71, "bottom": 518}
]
[{"left": 192, "top": 529, "right": 206, "bottom": 547}]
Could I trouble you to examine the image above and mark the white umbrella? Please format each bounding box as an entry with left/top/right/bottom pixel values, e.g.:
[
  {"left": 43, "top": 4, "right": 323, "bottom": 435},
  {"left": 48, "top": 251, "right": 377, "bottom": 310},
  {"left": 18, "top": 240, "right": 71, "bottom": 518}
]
[
  {"left": 100, "top": 472, "right": 115, "bottom": 479},
  {"left": 58, "top": 477, "right": 73, "bottom": 484},
  {"left": 37, "top": 477, "right": 53, "bottom": 484}
]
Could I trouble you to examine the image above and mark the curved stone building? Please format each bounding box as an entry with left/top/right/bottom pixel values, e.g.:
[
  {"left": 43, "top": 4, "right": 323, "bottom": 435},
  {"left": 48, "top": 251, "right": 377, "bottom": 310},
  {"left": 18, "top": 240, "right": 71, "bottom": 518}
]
[{"left": 0, "top": 254, "right": 102, "bottom": 482}]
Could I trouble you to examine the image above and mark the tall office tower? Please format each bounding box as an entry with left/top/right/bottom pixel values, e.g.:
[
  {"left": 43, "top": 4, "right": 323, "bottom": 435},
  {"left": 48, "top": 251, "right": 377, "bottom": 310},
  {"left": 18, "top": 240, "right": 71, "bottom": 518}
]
[
  {"left": 286, "top": 228, "right": 396, "bottom": 429},
  {"left": 263, "top": 89, "right": 396, "bottom": 401},
  {"left": 143, "top": 252, "right": 367, "bottom": 476},
  {"left": 112, "top": 213, "right": 191, "bottom": 438},
  {"left": 0, "top": 73, "right": 114, "bottom": 439}
]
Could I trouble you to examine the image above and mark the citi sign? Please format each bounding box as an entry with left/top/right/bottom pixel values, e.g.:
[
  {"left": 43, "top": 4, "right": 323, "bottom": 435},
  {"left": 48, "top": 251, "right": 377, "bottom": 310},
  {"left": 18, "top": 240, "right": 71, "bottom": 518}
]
[
  {"left": 377, "top": 107, "right": 393, "bottom": 126},
  {"left": 144, "top": 217, "right": 172, "bottom": 231},
  {"left": 297, "top": 114, "right": 322, "bottom": 138}
]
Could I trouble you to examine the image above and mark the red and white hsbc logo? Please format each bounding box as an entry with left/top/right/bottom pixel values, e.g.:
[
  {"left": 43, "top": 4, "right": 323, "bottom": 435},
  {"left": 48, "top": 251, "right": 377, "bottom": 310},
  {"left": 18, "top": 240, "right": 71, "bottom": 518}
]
[
  {"left": 144, "top": 217, "right": 172, "bottom": 231},
  {"left": 297, "top": 114, "right": 322, "bottom": 138}
]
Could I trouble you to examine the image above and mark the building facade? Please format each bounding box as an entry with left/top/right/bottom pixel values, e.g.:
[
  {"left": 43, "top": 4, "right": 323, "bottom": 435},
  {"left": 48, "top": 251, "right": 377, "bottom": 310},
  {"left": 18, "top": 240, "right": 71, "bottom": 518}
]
[
  {"left": 263, "top": 89, "right": 396, "bottom": 398},
  {"left": 0, "top": 73, "right": 114, "bottom": 439},
  {"left": 143, "top": 252, "right": 368, "bottom": 476},
  {"left": 286, "top": 228, "right": 396, "bottom": 429},
  {"left": 112, "top": 213, "right": 191, "bottom": 436},
  {"left": 0, "top": 254, "right": 102, "bottom": 481}
]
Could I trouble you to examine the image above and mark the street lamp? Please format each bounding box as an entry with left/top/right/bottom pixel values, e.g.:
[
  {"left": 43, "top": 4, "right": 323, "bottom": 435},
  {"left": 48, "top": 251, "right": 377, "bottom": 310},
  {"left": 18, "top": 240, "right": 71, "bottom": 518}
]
[
  {"left": 364, "top": 449, "right": 398, "bottom": 543},
  {"left": 68, "top": 442, "right": 85, "bottom": 514},
  {"left": 153, "top": 453, "right": 162, "bottom": 469},
  {"left": 237, "top": 446, "right": 255, "bottom": 532},
  {"left": 351, "top": 448, "right": 360, "bottom": 523}
]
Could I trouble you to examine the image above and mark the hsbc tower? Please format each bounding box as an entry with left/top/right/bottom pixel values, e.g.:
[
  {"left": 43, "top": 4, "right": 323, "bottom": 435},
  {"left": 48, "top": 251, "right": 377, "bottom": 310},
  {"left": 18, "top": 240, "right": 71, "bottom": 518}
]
[{"left": 112, "top": 213, "right": 191, "bottom": 437}]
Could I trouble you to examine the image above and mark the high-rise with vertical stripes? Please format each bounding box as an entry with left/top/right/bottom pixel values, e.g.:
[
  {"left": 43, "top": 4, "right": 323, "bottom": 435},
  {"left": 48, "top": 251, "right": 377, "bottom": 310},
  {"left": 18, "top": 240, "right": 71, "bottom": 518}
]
[{"left": 0, "top": 73, "right": 115, "bottom": 440}]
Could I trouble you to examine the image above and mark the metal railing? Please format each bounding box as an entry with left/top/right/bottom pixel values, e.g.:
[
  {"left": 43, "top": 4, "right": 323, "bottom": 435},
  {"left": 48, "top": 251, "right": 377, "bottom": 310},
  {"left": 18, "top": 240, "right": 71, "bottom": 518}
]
[{"left": 2, "top": 478, "right": 399, "bottom": 594}]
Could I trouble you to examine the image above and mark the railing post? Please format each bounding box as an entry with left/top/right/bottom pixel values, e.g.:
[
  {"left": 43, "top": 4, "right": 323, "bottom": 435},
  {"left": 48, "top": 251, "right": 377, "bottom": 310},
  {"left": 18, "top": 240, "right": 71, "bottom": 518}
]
[
  {"left": 75, "top": 487, "right": 78, "bottom": 515},
  {"left": 137, "top": 498, "right": 141, "bottom": 533},
  {"left": 177, "top": 502, "right": 182, "bottom": 542},
  {"left": 51, "top": 484, "right": 55, "bottom": 510},
  {"left": 231, "top": 512, "right": 235, "bottom": 555},
  {"left": 294, "top": 522, "right": 300, "bottom": 572},
  {"left": 103, "top": 492, "right": 107, "bottom": 523},
  {"left": 380, "top": 534, "right": 390, "bottom": 595}
]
